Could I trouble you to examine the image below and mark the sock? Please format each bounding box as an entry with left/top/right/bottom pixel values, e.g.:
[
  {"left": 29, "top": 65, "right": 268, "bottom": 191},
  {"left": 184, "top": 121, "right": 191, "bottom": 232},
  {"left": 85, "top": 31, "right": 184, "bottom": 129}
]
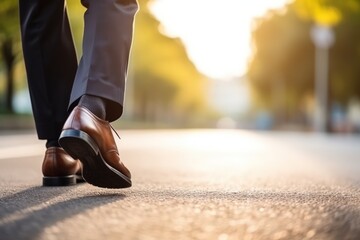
[
  {"left": 46, "top": 139, "right": 60, "bottom": 148},
  {"left": 78, "top": 94, "right": 106, "bottom": 119}
]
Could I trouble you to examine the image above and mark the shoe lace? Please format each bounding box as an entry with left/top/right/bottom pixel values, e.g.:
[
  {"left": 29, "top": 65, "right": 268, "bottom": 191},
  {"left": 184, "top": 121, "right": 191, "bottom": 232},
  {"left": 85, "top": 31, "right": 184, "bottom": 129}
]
[{"left": 110, "top": 124, "right": 121, "bottom": 140}]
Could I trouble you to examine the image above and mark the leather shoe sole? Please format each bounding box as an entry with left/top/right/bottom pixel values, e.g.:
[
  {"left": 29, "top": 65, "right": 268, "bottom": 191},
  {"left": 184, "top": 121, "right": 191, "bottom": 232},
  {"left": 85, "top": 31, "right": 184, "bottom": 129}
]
[
  {"left": 59, "top": 129, "right": 132, "bottom": 189},
  {"left": 43, "top": 175, "right": 77, "bottom": 186}
]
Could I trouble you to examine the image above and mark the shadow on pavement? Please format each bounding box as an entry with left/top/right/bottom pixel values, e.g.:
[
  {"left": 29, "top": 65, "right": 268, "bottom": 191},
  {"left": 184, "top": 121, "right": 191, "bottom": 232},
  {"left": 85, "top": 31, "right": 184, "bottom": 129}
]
[
  {"left": 0, "top": 186, "right": 125, "bottom": 240},
  {"left": 0, "top": 186, "right": 69, "bottom": 219}
]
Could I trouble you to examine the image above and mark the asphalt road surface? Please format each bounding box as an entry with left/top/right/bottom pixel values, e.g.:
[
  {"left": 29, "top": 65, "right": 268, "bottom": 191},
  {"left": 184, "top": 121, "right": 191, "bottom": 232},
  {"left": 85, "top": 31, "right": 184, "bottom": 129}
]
[{"left": 1, "top": 129, "right": 360, "bottom": 240}]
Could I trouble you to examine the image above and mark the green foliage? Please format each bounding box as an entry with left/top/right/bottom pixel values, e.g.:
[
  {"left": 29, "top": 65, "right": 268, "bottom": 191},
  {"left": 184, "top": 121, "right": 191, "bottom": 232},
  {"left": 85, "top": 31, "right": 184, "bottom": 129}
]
[
  {"left": 0, "top": 0, "right": 19, "bottom": 39},
  {"left": 0, "top": 0, "right": 20, "bottom": 113},
  {"left": 248, "top": 6, "right": 314, "bottom": 120},
  {"left": 0, "top": 0, "right": 20, "bottom": 62},
  {"left": 67, "top": 1, "right": 86, "bottom": 58},
  {"left": 326, "top": 0, "right": 360, "bottom": 103},
  {"left": 130, "top": 0, "right": 206, "bottom": 123},
  {"left": 295, "top": 0, "right": 342, "bottom": 26},
  {"left": 247, "top": 0, "right": 360, "bottom": 123}
]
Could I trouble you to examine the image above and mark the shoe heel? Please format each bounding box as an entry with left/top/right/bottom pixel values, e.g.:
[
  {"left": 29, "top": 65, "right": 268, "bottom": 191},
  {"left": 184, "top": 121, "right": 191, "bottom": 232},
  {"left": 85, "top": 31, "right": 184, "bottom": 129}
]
[
  {"left": 76, "top": 174, "right": 86, "bottom": 183},
  {"left": 43, "top": 176, "right": 76, "bottom": 186},
  {"left": 59, "top": 129, "right": 99, "bottom": 156}
]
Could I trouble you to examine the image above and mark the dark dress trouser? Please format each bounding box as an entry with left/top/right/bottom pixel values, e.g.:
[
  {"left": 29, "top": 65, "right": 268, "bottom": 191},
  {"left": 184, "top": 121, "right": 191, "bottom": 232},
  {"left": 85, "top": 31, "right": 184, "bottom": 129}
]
[{"left": 19, "top": 0, "right": 138, "bottom": 140}]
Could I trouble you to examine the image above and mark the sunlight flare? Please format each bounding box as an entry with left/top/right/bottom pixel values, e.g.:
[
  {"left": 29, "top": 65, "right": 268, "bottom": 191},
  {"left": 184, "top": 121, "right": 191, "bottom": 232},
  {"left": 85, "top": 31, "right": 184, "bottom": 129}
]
[{"left": 150, "top": 0, "right": 290, "bottom": 79}]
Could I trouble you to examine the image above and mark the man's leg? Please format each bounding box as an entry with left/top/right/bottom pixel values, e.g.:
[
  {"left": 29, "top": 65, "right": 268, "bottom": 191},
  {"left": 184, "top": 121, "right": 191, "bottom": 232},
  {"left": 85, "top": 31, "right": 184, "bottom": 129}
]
[
  {"left": 59, "top": 0, "right": 138, "bottom": 188},
  {"left": 19, "top": 0, "right": 82, "bottom": 186},
  {"left": 19, "top": 0, "right": 78, "bottom": 141},
  {"left": 69, "top": 0, "right": 138, "bottom": 122}
]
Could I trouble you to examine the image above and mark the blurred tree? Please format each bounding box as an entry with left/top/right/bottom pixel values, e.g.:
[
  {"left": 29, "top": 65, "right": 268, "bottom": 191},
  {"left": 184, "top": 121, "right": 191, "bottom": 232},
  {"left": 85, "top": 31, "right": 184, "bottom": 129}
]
[
  {"left": 67, "top": 1, "right": 86, "bottom": 58},
  {"left": 0, "top": 0, "right": 20, "bottom": 113},
  {"left": 293, "top": 0, "right": 360, "bottom": 108},
  {"left": 295, "top": 0, "right": 342, "bottom": 26},
  {"left": 129, "top": 0, "right": 206, "bottom": 125},
  {"left": 326, "top": 0, "right": 360, "bottom": 105},
  {"left": 247, "top": 0, "right": 360, "bottom": 125},
  {"left": 247, "top": 5, "right": 314, "bottom": 123}
]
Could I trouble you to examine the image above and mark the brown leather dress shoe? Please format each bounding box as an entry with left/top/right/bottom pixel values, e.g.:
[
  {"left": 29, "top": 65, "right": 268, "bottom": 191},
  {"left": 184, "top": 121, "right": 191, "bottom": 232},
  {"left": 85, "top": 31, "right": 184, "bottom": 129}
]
[
  {"left": 42, "top": 147, "right": 84, "bottom": 186},
  {"left": 58, "top": 106, "right": 131, "bottom": 189}
]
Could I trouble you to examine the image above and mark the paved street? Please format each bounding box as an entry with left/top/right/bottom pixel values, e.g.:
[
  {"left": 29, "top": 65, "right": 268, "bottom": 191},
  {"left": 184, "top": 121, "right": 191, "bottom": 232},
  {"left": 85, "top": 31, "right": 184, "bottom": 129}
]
[{"left": 0, "top": 129, "right": 360, "bottom": 240}]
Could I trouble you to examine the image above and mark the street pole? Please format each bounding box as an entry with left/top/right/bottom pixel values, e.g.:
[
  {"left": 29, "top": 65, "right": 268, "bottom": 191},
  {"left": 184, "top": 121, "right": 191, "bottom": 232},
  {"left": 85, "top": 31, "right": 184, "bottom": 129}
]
[{"left": 310, "top": 25, "right": 335, "bottom": 133}]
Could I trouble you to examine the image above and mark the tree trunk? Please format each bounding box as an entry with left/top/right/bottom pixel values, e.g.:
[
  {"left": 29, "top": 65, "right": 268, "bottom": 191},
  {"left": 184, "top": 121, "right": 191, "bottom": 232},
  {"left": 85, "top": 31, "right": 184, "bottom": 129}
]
[{"left": 1, "top": 38, "right": 15, "bottom": 113}]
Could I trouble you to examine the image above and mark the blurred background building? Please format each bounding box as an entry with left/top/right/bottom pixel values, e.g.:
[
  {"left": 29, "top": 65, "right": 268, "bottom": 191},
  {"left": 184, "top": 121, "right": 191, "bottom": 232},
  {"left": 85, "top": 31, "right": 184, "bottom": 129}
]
[{"left": 0, "top": 0, "right": 359, "bottom": 133}]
